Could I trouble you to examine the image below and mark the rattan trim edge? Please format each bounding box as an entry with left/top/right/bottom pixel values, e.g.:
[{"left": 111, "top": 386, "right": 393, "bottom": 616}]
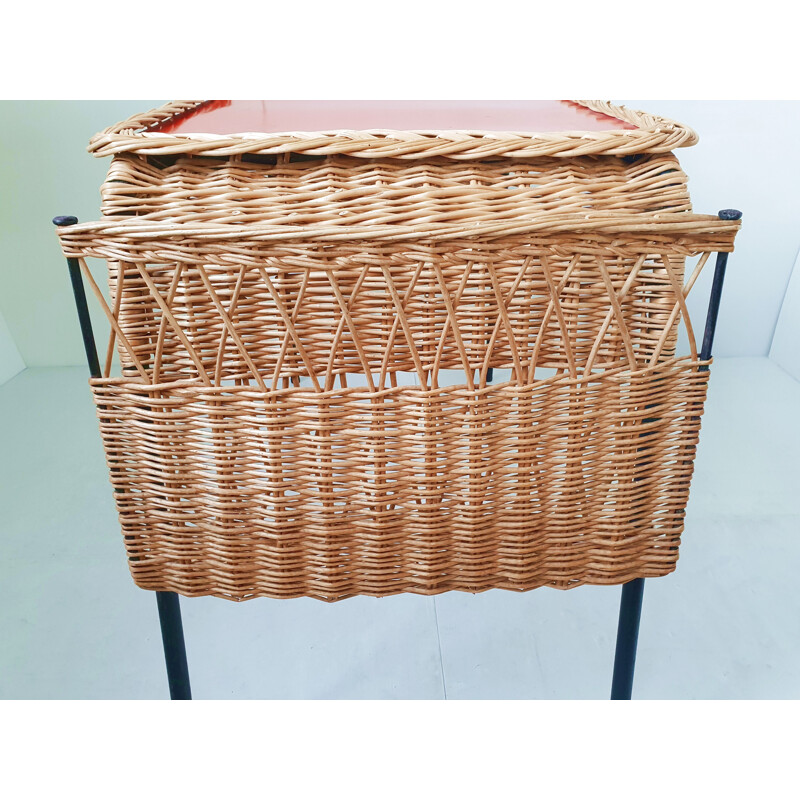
[
  {"left": 57, "top": 213, "right": 739, "bottom": 250},
  {"left": 87, "top": 100, "right": 699, "bottom": 160}
]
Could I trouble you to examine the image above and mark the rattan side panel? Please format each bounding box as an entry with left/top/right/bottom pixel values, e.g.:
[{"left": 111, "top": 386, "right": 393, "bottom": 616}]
[{"left": 92, "top": 359, "right": 709, "bottom": 601}]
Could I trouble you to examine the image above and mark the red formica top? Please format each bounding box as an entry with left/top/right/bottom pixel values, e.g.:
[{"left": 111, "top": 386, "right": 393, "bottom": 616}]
[
  {"left": 153, "top": 100, "right": 637, "bottom": 134},
  {"left": 88, "top": 100, "right": 696, "bottom": 159}
]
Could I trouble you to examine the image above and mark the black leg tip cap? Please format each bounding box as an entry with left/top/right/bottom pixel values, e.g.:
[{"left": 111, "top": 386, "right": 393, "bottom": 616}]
[
  {"left": 53, "top": 216, "right": 78, "bottom": 226},
  {"left": 718, "top": 209, "right": 742, "bottom": 221}
]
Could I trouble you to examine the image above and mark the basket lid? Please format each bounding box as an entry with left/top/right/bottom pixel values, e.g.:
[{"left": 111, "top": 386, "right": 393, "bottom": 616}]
[{"left": 87, "top": 100, "right": 698, "bottom": 160}]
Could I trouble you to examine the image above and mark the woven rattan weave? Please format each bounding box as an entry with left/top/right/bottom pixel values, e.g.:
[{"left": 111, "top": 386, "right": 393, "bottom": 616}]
[
  {"left": 99, "top": 152, "right": 693, "bottom": 225},
  {"left": 58, "top": 213, "right": 739, "bottom": 601}
]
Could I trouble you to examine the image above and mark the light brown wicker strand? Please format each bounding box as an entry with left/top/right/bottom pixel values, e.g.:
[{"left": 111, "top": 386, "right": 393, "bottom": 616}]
[
  {"left": 526, "top": 254, "right": 581, "bottom": 383},
  {"left": 325, "top": 266, "right": 371, "bottom": 391},
  {"left": 377, "top": 260, "right": 424, "bottom": 390},
  {"left": 583, "top": 254, "right": 646, "bottom": 376},
  {"left": 103, "top": 259, "right": 125, "bottom": 377},
  {"left": 660, "top": 253, "right": 699, "bottom": 362},
  {"left": 379, "top": 262, "right": 430, "bottom": 387},
  {"left": 431, "top": 259, "right": 476, "bottom": 391},
  {"left": 594, "top": 255, "right": 638, "bottom": 371},
  {"left": 433, "top": 258, "right": 479, "bottom": 390},
  {"left": 486, "top": 259, "right": 527, "bottom": 384},
  {"left": 539, "top": 254, "right": 579, "bottom": 379},
  {"left": 194, "top": 263, "right": 268, "bottom": 392},
  {"left": 77, "top": 258, "right": 149, "bottom": 381},
  {"left": 325, "top": 267, "right": 377, "bottom": 392},
  {"left": 271, "top": 269, "right": 309, "bottom": 392},
  {"left": 254, "top": 265, "right": 322, "bottom": 391},
  {"left": 151, "top": 262, "right": 184, "bottom": 384},
  {"left": 134, "top": 262, "right": 213, "bottom": 385},
  {"left": 213, "top": 265, "right": 247, "bottom": 385},
  {"left": 647, "top": 252, "right": 712, "bottom": 368}
]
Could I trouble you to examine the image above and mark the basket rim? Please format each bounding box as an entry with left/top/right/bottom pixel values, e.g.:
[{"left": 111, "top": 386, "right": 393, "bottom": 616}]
[
  {"left": 56, "top": 212, "right": 740, "bottom": 246},
  {"left": 87, "top": 100, "right": 699, "bottom": 160}
]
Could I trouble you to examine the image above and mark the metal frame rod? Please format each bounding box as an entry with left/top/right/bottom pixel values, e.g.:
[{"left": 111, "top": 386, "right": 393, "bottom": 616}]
[
  {"left": 156, "top": 591, "right": 192, "bottom": 700},
  {"left": 54, "top": 214, "right": 192, "bottom": 701},
  {"left": 609, "top": 208, "right": 741, "bottom": 700},
  {"left": 611, "top": 577, "right": 645, "bottom": 699},
  {"left": 54, "top": 217, "right": 101, "bottom": 379},
  {"left": 66, "top": 254, "right": 102, "bottom": 378},
  {"left": 699, "top": 250, "right": 729, "bottom": 365},
  {"left": 700, "top": 209, "right": 742, "bottom": 365}
]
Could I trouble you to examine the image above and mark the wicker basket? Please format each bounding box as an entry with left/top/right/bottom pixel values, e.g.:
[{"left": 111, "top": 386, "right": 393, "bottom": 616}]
[
  {"left": 58, "top": 100, "right": 741, "bottom": 602},
  {"left": 57, "top": 212, "right": 739, "bottom": 601}
]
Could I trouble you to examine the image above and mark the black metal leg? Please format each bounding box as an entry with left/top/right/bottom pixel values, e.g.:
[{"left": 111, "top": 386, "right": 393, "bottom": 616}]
[
  {"left": 610, "top": 577, "right": 645, "bottom": 700},
  {"left": 700, "top": 210, "right": 742, "bottom": 365},
  {"left": 156, "top": 591, "right": 192, "bottom": 700},
  {"left": 54, "top": 216, "right": 102, "bottom": 379}
]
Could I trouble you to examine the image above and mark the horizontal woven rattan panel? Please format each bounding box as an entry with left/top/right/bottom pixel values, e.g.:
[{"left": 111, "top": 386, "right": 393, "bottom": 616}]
[
  {"left": 100, "top": 152, "right": 692, "bottom": 225},
  {"left": 92, "top": 358, "right": 709, "bottom": 601}
]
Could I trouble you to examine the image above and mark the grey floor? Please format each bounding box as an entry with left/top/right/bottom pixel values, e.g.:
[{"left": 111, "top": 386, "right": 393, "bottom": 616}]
[{"left": 1, "top": 357, "right": 798, "bottom": 699}]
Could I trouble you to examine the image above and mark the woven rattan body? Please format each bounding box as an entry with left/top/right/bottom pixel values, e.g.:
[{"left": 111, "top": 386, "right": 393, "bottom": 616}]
[{"left": 58, "top": 213, "right": 738, "bottom": 601}]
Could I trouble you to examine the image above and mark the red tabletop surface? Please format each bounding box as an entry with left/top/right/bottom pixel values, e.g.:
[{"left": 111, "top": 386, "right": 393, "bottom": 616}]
[{"left": 154, "top": 100, "right": 636, "bottom": 134}]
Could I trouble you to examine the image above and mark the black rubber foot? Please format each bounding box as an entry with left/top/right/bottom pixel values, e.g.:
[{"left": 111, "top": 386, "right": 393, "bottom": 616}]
[{"left": 53, "top": 215, "right": 79, "bottom": 226}]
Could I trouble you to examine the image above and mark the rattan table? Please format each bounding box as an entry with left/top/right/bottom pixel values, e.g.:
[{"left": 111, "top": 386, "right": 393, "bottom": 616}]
[{"left": 55, "top": 100, "right": 741, "bottom": 699}]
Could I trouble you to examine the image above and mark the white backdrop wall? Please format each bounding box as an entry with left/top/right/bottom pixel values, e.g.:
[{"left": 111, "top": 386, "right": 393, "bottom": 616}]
[
  {"left": 770, "top": 248, "right": 800, "bottom": 381},
  {"left": 0, "top": 100, "right": 797, "bottom": 367},
  {"left": 0, "top": 101, "right": 165, "bottom": 368},
  {"left": 622, "top": 100, "right": 800, "bottom": 359},
  {"left": 0, "top": 306, "right": 23, "bottom": 385}
]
